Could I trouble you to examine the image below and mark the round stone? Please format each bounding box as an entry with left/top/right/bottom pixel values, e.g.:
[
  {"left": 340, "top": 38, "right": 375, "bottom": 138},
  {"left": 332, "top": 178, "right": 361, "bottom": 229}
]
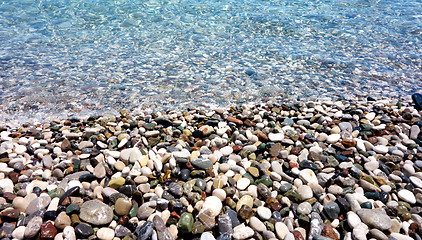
[
  {"left": 249, "top": 216, "right": 266, "bottom": 232},
  {"left": 297, "top": 185, "right": 313, "bottom": 200},
  {"left": 96, "top": 227, "right": 115, "bottom": 240},
  {"left": 275, "top": 222, "right": 289, "bottom": 239},
  {"left": 79, "top": 200, "right": 113, "bottom": 225},
  {"left": 398, "top": 189, "right": 416, "bottom": 204},
  {"left": 115, "top": 198, "right": 132, "bottom": 216},
  {"left": 257, "top": 206, "right": 272, "bottom": 221},
  {"left": 236, "top": 178, "right": 251, "bottom": 190},
  {"left": 356, "top": 208, "right": 392, "bottom": 230},
  {"left": 297, "top": 202, "right": 312, "bottom": 215}
]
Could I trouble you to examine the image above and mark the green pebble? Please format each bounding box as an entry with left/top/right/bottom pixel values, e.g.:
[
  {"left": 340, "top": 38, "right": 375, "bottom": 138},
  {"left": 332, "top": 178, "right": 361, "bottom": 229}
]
[
  {"left": 192, "top": 221, "right": 205, "bottom": 235},
  {"left": 192, "top": 186, "right": 202, "bottom": 193},
  {"left": 279, "top": 207, "right": 290, "bottom": 217},
  {"left": 129, "top": 203, "right": 138, "bottom": 218},
  {"left": 255, "top": 176, "right": 273, "bottom": 187},
  {"left": 73, "top": 159, "right": 81, "bottom": 172},
  {"left": 178, "top": 212, "right": 194, "bottom": 233},
  {"left": 66, "top": 203, "right": 80, "bottom": 215},
  {"left": 360, "top": 201, "right": 372, "bottom": 209},
  {"left": 264, "top": 221, "right": 274, "bottom": 231},
  {"left": 48, "top": 188, "right": 65, "bottom": 199}
]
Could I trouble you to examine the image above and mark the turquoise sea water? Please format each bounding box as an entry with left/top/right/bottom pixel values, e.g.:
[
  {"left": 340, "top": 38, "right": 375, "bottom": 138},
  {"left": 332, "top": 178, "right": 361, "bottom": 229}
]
[{"left": 0, "top": 0, "right": 421, "bottom": 122}]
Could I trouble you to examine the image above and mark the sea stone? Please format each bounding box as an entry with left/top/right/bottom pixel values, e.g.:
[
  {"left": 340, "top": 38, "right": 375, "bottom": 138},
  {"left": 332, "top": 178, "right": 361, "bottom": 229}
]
[
  {"left": 0, "top": 178, "right": 13, "bottom": 193},
  {"left": 79, "top": 200, "right": 113, "bottom": 225},
  {"left": 115, "top": 198, "right": 132, "bottom": 216},
  {"left": 249, "top": 216, "right": 266, "bottom": 232},
  {"left": 63, "top": 226, "right": 76, "bottom": 240},
  {"left": 268, "top": 132, "right": 284, "bottom": 142},
  {"left": 299, "top": 169, "right": 318, "bottom": 185},
  {"left": 41, "top": 221, "right": 57, "bottom": 239},
  {"left": 96, "top": 227, "right": 115, "bottom": 240},
  {"left": 398, "top": 189, "right": 416, "bottom": 204},
  {"left": 275, "top": 222, "right": 289, "bottom": 239},
  {"left": 201, "top": 196, "right": 222, "bottom": 217},
  {"left": 191, "top": 158, "right": 213, "bottom": 170},
  {"left": 24, "top": 216, "right": 43, "bottom": 238},
  {"left": 55, "top": 212, "right": 71, "bottom": 229},
  {"left": 233, "top": 226, "right": 254, "bottom": 240},
  {"left": 356, "top": 208, "right": 392, "bottom": 230}
]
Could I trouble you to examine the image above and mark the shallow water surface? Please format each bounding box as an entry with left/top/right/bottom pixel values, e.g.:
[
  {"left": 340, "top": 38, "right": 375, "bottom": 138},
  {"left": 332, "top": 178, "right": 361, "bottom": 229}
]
[{"left": 0, "top": 0, "right": 421, "bottom": 123}]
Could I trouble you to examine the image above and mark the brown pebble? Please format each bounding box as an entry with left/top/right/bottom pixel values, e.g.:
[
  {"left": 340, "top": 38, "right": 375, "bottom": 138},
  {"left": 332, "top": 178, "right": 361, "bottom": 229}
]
[
  {"left": 292, "top": 230, "right": 305, "bottom": 240},
  {"left": 41, "top": 221, "right": 57, "bottom": 239},
  {"left": 0, "top": 209, "right": 20, "bottom": 220},
  {"left": 321, "top": 224, "right": 338, "bottom": 240},
  {"left": 226, "top": 116, "right": 243, "bottom": 125},
  {"left": 257, "top": 133, "right": 268, "bottom": 141},
  {"left": 232, "top": 145, "right": 243, "bottom": 152},
  {"left": 9, "top": 172, "right": 19, "bottom": 183}
]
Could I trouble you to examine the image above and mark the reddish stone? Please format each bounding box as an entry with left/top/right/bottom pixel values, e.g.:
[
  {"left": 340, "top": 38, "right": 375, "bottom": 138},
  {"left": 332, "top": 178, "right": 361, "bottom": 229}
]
[
  {"left": 321, "top": 224, "right": 338, "bottom": 240},
  {"left": 271, "top": 202, "right": 282, "bottom": 211},
  {"left": 3, "top": 192, "right": 16, "bottom": 201},
  {"left": 170, "top": 211, "right": 180, "bottom": 218},
  {"left": 232, "top": 145, "right": 243, "bottom": 152},
  {"left": 41, "top": 221, "right": 57, "bottom": 239},
  {"left": 9, "top": 172, "right": 19, "bottom": 183},
  {"left": 409, "top": 222, "right": 419, "bottom": 233},
  {"left": 244, "top": 119, "right": 255, "bottom": 127},
  {"left": 206, "top": 167, "right": 215, "bottom": 178},
  {"left": 117, "top": 216, "right": 129, "bottom": 226},
  {"left": 341, "top": 150, "right": 354, "bottom": 157},
  {"left": 292, "top": 230, "right": 305, "bottom": 240},
  {"left": 226, "top": 116, "right": 243, "bottom": 125},
  {"left": 210, "top": 147, "right": 219, "bottom": 152},
  {"left": 290, "top": 147, "right": 301, "bottom": 155},
  {"left": 289, "top": 161, "right": 299, "bottom": 168},
  {"left": 257, "top": 133, "right": 268, "bottom": 141},
  {"left": 342, "top": 139, "right": 356, "bottom": 148},
  {"left": 0, "top": 209, "right": 19, "bottom": 220}
]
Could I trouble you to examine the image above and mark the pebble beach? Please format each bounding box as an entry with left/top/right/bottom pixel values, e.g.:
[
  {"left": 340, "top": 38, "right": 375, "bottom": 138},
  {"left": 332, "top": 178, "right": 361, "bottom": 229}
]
[{"left": 1, "top": 97, "right": 422, "bottom": 240}]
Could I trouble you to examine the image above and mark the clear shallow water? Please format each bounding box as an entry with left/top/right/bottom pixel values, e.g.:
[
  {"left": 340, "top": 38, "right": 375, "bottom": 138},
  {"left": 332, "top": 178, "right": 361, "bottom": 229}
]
[{"left": 0, "top": 0, "right": 421, "bottom": 123}]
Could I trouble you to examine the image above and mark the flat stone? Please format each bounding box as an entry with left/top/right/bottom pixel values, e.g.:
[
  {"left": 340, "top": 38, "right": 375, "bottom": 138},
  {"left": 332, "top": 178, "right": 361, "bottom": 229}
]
[
  {"left": 297, "top": 202, "right": 312, "bottom": 215},
  {"left": 75, "top": 223, "right": 94, "bottom": 238},
  {"left": 178, "top": 212, "right": 194, "bottom": 233},
  {"left": 191, "top": 158, "right": 213, "bottom": 170},
  {"left": 24, "top": 216, "right": 43, "bottom": 238},
  {"left": 0, "top": 178, "right": 13, "bottom": 193},
  {"left": 257, "top": 206, "right": 272, "bottom": 220},
  {"left": 268, "top": 132, "right": 284, "bottom": 142},
  {"left": 249, "top": 216, "right": 266, "bottom": 232},
  {"left": 398, "top": 189, "right": 416, "bottom": 204},
  {"left": 233, "top": 226, "right": 254, "bottom": 240},
  {"left": 41, "top": 221, "right": 57, "bottom": 239},
  {"left": 299, "top": 169, "right": 318, "bottom": 185},
  {"left": 55, "top": 212, "right": 71, "bottom": 229},
  {"left": 326, "top": 134, "right": 340, "bottom": 144},
  {"left": 115, "top": 198, "right": 132, "bottom": 216},
  {"left": 374, "top": 145, "right": 389, "bottom": 154},
  {"left": 97, "top": 227, "right": 115, "bottom": 240},
  {"left": 79, "top": 200, "right": 113, "bottom": 225},
  {"left": 275, "top": 222, "right": 289, "bottom": 239},
  {"left": 297, "top": 185, "right": 313, "bottom": 200},
  {"left": 94, "top": 163, "right": 106, "bottom": 178},
  {"left": 356, "top": 208, "right": 392, "bottom": 230},
  {"left": 63, "top": 226, "right": 76, "bottom": 240},
  {"left": 236, "top": 178, "right": 251, "bottom": 190}
]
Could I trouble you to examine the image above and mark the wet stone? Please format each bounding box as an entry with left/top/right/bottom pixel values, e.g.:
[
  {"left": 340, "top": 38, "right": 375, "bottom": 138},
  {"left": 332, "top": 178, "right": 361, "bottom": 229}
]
[
  {"left": 75, "top": 223, "right": 94, "bottom": 238},
  {"left": 79, "top": 200, "right": 113, "bottom": 225}
]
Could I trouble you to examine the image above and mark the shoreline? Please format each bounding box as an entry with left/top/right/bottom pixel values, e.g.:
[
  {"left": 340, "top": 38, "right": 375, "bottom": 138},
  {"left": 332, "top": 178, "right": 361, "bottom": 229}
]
[{"left": 0, "top": 96, "right": 421, "bottom": 240}]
